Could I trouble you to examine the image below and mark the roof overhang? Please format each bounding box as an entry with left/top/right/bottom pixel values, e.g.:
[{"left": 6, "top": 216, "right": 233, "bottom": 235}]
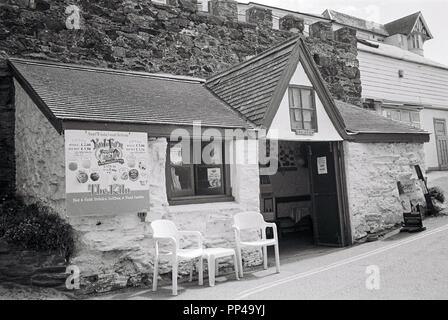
[
  {"left": 346, "top": 131, "right": 430, "bottom": 143},
  {"left": 9, "top": 58, "right": 253, "bottom": 135}
]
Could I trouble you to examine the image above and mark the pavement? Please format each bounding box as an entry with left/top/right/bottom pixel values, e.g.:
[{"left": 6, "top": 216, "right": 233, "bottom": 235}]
[
  {"left": 91, "top": 214, "right": 448, "bottom": 300},
  {"left": 3, "top": 171, "right": 447, "bottom": 300}
]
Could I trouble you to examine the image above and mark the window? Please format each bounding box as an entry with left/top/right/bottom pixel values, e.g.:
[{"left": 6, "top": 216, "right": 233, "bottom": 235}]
[
  {"left": 410, "top": 34, "right": 422, "bottom": 49},
  {"left": 383, "top": 108, "right": 421, "bottom": 128},
  {"left": 166, "top": 139, "right": 232, "bottom": 204},
  {"left": 288, "top": 86, "right": 317, "bottom": 133}
]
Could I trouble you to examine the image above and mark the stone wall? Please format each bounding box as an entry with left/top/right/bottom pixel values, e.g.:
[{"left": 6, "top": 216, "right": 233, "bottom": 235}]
[
  {"left": 344, "top": 141, "right": 426, "bottom": 239},
  {"left": 14, "top": 82, "right": 261, "bottom": 293},
  {"left": 0, "top": 238, "right": 67, "bottom": 288},
  {"left": 305, "top": 24, "right": 362, "bottom": 106},
  {"left": 0, "top": 0, "right": 361, "bottom": 103},
  {"left": 14, "top": 80, "right": 66, "bottom": 213},
  {"left": 0, "top": 1, "right": 362, "bottom": 197}
]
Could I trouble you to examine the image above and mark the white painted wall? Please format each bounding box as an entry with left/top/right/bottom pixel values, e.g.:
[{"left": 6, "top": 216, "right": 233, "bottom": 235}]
[
  {"left": 358, "top": 43, "right": 448, "bottom": 170},
  {"left": 267, "top": 62, "right": 343, "bottom": 142}
]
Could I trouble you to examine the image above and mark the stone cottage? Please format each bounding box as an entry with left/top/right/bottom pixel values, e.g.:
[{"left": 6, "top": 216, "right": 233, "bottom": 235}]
[
  {"left": 3, "top": 34, "right": 428, "bottom": 292},
  {"left": 0, "top": 0, "right": 431, "bottom": 293}
]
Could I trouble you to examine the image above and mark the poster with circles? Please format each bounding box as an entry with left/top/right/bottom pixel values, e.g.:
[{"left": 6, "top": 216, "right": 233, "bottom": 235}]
[{"left": 65, "top": 130, "right": 149, "bottom": 216}]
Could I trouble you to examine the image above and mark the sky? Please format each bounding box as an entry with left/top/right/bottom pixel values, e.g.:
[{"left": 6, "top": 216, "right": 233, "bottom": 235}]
[{"left": 240, "top": 0, "right": 448, "bottom": 65}]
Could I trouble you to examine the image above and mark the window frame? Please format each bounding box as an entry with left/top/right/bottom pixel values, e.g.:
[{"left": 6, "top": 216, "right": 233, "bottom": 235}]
[
  {"left": 165, "top": 139, "right": 233, "bottom": 206},
  {"left": 288, "top": 85, "right": 318, "bottom": 133},
  {"left": 382, "top": 107, "right": 421, "bottom": 128}
]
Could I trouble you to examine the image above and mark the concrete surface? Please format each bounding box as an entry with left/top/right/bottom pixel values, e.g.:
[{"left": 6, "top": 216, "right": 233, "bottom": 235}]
[{"left": 91, "top": 215, "right": 448, "bottom": 300}]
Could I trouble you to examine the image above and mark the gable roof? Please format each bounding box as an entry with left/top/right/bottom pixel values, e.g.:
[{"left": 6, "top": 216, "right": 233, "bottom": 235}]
[
  {"left": 384, "top": 12, "right": 432, "bottom": 39},
  {"left": 206, "top": 36, "right": 348, "bottom": 138},
  {"left": 9, "top": 58, "right": 252, "bottom": 134},
  {"left": 206, "top": 36, "right": 430, "bottom": 143},
  {"left": 206, "top": 36, "right": 299, "bottom": 126}
]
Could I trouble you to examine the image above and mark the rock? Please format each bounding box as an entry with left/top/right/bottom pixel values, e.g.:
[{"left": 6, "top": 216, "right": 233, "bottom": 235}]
[
  {"left": 35, "top": 0, "right": 50, "bottom": 11},
  {"left": 0, "top": 239, "right": 10, "bottom": 254},
  {"left": 279, "top": 15, "right": 304, "bottom": 33},
  {"left": 178, "top": 0, "right": 197, "bottom": 13}
]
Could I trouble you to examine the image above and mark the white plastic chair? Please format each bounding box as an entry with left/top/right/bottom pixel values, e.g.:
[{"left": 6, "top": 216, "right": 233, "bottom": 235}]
[
  {"left": 151, "top": 220, "right": 204, "bottom": 295},
  {"left": 233, "top": 212, "right": 280, "bottom": 277}
]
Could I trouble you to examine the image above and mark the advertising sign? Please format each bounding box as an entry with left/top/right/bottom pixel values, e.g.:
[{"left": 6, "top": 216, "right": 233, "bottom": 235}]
[
  {"left": 317, "top": 156, "right": 328, "bottom": 175},
  {"left": 65, "top": 130, "right": 149, "bottom": 216}
]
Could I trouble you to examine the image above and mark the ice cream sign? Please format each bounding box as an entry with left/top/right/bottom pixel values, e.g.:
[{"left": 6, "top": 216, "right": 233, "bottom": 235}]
[{"left": 64, "top": 130, "right": 149, "bottom": 216}]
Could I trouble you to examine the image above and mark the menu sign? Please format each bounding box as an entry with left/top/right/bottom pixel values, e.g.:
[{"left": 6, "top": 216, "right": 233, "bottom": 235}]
[{"left": 65, "top": 130, "right": 149, "bottom": 216}]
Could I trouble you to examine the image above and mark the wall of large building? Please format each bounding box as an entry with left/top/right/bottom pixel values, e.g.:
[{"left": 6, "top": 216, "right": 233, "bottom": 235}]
[{"left": 344, "top": 141, "right": 426, "bottom": 239}]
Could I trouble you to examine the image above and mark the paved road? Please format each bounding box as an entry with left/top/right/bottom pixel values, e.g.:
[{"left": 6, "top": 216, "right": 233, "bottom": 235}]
[{"left": 96, "top": 215, "right": 448, "bottom": 300}]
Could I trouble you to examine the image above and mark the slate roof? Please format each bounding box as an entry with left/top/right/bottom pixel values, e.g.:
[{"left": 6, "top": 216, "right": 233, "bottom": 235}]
[
  {"left": 384, "top": 12, "right": 422, "bottom": 37},
  {"left": 206, "top": 36, "right": 299, "bottom": 126},
  {"left": 206, "top": 36, "right": 429, "bottom": 143},
  {"left": 335, "top": 100, "right": 427, "bottom": 136},
  {"left": 9, "top": 58, "right": 252, "bottom": 131}
]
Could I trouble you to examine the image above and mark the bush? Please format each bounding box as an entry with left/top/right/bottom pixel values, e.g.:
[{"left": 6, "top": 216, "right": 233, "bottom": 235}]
[
  {"left": 0, "top": 194, "right": 75, "bottom": 260},
  {"left": 429, "top": 186, "right": 445, "bottom": 204}
]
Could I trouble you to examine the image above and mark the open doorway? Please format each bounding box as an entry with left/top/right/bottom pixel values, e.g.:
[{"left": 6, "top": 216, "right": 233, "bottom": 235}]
[{"left": 260, "top": 140, "right": 349, "bottom": 256}]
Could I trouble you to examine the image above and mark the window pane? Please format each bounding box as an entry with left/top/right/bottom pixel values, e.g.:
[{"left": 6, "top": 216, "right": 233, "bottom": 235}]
[
  {"left": 196, "top": 141, "right": 225, "bottom": 196},
  {"left": 391, "top": 110, "right": 400, "bottom": 121},
  {"left": 168, "top": 142, "right": 194, "bottom": 197},
  {"left": 411, "top": 112, "right": 420, "bottom": 122},
  {"left": 195, "top": 166, "right": 224, "bottom": 195},
  {"left": 303, "top": 109, "right": 312, "bottom": 122},
  {"left": 169, "top": 166, "right": 193, "bottom": 192},
  {"left": 303, "top": 121, "right": 313, "bottom": 130},
  {"left": 300, "top": 89, "right": 313, "bottom": 109},
  {"left": 294, "top": 109, "right": 302, "bottom": 121},
  {"left": 291, "top": 88, "right": 301, "bottom": 107},
  {"left": 401, "top": 111, "right": 411, "bottom": 123},
  {"left": 170, "top": 142, "right": 187, "bottom": 165},
  {"left": 201, "top": 140, "right": 222, "bottom": 165}
]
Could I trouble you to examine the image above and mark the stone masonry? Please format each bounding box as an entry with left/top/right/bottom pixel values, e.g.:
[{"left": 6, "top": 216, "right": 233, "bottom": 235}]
[
  {"left": 13, "top": 79, "right": 261, "bottom": 293},
  {"left": 2, "top": 0, "right": 365, "bottom": 293},
  {"left": 344, "top": 142, "right": 426, "bottom": 239}
]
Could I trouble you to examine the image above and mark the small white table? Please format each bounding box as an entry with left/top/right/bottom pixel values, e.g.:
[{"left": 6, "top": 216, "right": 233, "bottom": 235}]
[{"left": 202, "top": 248, "right": 239, "bottom": 286}]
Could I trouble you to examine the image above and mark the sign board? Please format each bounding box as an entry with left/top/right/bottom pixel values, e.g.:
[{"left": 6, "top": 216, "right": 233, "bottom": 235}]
[
  {"left": 65, "top": 130, "right": 149, "bottom": 216},
  {"left": 317, "top": 156, "right": 327, "bottom": 175}
]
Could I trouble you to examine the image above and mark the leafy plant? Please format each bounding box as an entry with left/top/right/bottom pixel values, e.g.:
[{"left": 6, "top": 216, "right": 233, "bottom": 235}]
[
  {"left": 429, "top": 186, "right": 445, "bottom": 204},
  {"left": 0, "top": 195, "right": 74, "bottom": 260}
]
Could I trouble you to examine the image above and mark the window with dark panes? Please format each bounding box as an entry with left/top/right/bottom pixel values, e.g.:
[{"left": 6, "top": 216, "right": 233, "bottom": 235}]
[
  {"left": 288, "top": 86, "right": 317, "bottom": 132},
  {"left": 166, "top": 139, "right": 229, "bottom": 204}
]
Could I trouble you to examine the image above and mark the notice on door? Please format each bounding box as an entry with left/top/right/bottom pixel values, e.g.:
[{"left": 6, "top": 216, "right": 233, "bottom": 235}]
[
  {"left": 65, "top": 130, "right": 149, "bottom": 216},
  {"left": 317, "top": 156, "right": 328, "bottom": 175}
]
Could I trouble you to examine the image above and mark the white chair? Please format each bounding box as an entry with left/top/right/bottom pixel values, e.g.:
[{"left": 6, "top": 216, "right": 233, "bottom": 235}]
[
  {"left": 233, "top": 212, "right": 280, "bottom": 277},
  {"left": 151, "top": 219, "right": 204, "bottom": 295}
]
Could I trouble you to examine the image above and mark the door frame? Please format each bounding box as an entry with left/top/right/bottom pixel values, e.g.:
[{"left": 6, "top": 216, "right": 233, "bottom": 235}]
[
  {"left": 308, "top": 141, "right": 352, "bottom": 247},
  {"left": 433, "top": 118, "right": 448, "bottom": 170}
]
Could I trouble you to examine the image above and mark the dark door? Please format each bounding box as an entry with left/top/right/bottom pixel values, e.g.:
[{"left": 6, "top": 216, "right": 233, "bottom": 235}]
[{"left": 308, "top": 142, "right": 343, "bottom": 246}]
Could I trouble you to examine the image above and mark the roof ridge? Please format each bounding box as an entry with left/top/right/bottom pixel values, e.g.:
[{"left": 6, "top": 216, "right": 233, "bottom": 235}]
[{"left": 8, "top": 57, "right": 206, "bottom": 84}]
